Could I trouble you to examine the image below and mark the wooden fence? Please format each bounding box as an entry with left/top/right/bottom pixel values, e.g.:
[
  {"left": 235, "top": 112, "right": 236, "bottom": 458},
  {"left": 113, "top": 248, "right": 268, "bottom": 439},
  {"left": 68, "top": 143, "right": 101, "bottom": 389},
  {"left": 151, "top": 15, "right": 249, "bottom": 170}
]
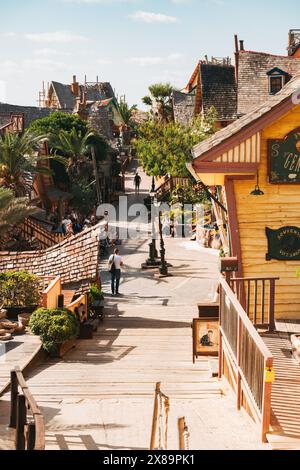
[
  {"left": 156, "top": 177, "right": 191, "bottom": 200},
  {"left": 9, "top": 367, "right": 45, "bottom": 450},
  {"left": 219, "top": 278, "right": 274, "bottom": 443},
  {"left": 21, "top": 217, "right": 64, "bottom": 249},
  {"left": 230, "top": 277, "right": 279, "bottom": 331}
]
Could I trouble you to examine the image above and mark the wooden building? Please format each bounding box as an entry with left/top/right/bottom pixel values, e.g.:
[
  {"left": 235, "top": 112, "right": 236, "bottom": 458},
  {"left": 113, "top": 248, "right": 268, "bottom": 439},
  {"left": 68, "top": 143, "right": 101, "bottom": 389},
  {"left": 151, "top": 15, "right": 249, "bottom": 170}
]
[{"left": 190, "top": 72, "right": 300, "bottom": 320}]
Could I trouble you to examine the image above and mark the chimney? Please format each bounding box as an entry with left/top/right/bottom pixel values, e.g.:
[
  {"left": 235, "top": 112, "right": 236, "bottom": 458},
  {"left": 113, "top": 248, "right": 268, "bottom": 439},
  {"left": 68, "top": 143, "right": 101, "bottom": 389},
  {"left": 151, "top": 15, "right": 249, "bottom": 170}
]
[
  {"left": 234, "top": 34, "right": 239, "bottom": 83},
  {"left": 239, "top": 40, "right": 245, "bottom": 51},
  {"left": 71, "top": 75, "right": 79, "bottom": 97}
]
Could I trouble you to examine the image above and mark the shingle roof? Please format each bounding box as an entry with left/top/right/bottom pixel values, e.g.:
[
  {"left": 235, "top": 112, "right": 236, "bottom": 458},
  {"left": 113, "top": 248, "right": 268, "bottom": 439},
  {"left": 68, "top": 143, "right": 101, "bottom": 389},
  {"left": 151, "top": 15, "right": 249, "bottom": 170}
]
[
  {"left": 237, "top": 51, "right": 300, "bottom": 115},
  {"left": 173, "top": 63, "right": 237, "bottom": 124},
  {"left": 201, "top": 64, "right": 237, "bottom": 121},
  {"left": 193, "top": 72, "right": 300, "bottom": 160},
  {"left": 51, "top": 81, "right": 75, "bottom": 110},
  {"left": 51, "top": 81, "right": 115, "bottom": 110}
]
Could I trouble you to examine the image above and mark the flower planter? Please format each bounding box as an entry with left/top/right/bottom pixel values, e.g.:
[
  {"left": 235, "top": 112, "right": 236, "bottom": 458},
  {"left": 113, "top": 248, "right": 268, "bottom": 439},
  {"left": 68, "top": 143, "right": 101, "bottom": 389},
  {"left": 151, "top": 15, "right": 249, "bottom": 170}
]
[
  {"left": 90, "top": 300, "right": 105, "bottom": 321},
  {"left": 48, "top": 339, "right": 76, "bottom": 358},
  {"left": 4, "top": 306, "right": 38, "bottom": 321}
]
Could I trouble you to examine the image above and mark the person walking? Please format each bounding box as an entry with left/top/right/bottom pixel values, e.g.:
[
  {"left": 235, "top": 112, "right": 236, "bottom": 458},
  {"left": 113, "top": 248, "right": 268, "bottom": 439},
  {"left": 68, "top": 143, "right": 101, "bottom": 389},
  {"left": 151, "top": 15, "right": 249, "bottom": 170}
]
[
  {"left": 134, "top": 172, "right": 142, "bottom": 194},
  {"left": 108, "top": 248, "right": 124, "bottom": 296}
]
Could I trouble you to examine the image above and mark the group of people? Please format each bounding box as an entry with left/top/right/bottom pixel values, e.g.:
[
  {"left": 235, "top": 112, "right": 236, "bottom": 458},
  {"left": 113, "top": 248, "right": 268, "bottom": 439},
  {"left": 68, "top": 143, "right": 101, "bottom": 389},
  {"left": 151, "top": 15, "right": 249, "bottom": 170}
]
[{"left": 49, "top": 208, "right": 101, "bottom": 237}]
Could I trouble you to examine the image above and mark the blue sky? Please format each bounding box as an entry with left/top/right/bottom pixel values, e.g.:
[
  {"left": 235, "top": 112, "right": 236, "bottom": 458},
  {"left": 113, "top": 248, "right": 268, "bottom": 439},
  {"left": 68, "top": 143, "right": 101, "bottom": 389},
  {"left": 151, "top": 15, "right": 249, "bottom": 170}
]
[{"left": 0, "top": 0, "right": 299, "bottom": 108}]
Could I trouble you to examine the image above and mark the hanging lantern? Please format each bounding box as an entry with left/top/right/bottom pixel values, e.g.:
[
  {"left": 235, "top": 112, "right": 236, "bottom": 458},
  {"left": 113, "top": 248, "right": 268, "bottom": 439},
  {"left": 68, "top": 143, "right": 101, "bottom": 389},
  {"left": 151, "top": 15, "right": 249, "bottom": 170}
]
[{"left": 250, "top": 172, "right": 264, "bottom": 196}]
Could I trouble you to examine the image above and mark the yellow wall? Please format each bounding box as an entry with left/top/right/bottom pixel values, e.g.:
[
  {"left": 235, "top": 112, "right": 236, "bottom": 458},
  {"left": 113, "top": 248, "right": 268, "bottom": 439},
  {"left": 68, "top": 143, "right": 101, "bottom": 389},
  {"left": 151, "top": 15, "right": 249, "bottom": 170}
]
[{"left": 234, "top": 104, "right": 300, "bottom": 319}]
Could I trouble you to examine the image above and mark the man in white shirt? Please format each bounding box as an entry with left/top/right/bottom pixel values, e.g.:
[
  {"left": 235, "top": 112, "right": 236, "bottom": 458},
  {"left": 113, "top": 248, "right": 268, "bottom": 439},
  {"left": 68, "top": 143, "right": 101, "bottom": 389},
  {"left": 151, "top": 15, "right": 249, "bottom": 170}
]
[{"left": 108, "top": 249, "right": 124, "bottom": 296}]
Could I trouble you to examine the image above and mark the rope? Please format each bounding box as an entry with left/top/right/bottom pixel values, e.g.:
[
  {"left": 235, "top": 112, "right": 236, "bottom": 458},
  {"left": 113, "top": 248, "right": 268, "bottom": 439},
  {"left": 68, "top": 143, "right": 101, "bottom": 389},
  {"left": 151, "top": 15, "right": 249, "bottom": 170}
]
[
  {"left": 164, "top": 398, "right": 170, "bottom": 450},
  {"left": 183, "top": 425, "right": 190, "bottom": 450},
  {"left": 158, "top": 393, "right": 163, "bottom": 450}
]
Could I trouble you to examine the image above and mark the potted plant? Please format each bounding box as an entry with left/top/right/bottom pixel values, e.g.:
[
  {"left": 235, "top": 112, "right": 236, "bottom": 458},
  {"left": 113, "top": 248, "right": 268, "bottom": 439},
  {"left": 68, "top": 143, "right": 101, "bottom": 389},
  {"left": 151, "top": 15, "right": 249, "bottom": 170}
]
[
  {"left": 0, "top": 271, "right": 40, "bottom": 320},
  {"left": 29, "top": 308, "right": 80, "bottom": 358},
  {"left": 89, "top": 284, "right": 105, "bottom": 320}
]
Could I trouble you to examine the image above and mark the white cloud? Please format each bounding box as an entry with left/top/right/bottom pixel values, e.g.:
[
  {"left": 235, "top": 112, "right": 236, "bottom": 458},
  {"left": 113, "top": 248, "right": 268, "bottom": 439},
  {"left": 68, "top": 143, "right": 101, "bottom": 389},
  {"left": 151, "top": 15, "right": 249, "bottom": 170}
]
[
  {"left": 129, "top": 11, "right": 178, "bottom": 24},
  {"left": 127, "top": 53, "right": 182, "bottom": 67},
  {"left": 97, "top": 58, "right": 112, "bottom": 65},
  {"left": 25, "top": 31, "right": 89, "bottom": 43},
  {"left": 1, "top": 32, "right": 17, "bottom": 38}
]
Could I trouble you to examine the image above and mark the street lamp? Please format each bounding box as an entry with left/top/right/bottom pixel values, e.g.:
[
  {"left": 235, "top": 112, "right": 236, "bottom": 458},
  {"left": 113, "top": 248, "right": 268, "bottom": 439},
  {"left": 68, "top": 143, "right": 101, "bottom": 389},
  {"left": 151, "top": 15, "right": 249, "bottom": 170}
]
[
  {"left": 176, "top": 187, "right": 185, "bottom": 239},
  {"left": 142, "top": 176, "right": 160, "bottom": 269},
  {"left": 157, "top": 209, "right": 172, "bottom": 277}
]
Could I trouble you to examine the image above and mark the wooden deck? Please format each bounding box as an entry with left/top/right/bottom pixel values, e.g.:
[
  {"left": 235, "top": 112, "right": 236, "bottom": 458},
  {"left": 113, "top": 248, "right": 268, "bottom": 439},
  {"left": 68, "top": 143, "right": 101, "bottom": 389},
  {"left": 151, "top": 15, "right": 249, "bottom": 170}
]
[
  {"left": 0, "top": 237, "right": 269, "bottom": 450},
  {"left": 263, "top": 324, "right": 300, "bottom": 450}
]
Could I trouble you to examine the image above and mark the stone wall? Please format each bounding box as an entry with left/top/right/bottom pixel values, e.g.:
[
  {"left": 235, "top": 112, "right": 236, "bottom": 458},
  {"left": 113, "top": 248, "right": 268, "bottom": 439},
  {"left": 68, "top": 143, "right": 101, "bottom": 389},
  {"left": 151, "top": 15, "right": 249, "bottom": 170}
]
[
  {"left": 0, "top": 103, "right": 54, "bottom": 128},
  {"left": 173, "top": 91, "right": 196, "bottom": 125},
  {"left": 0, "top": 225, "right": 101, "bottom": 290}
]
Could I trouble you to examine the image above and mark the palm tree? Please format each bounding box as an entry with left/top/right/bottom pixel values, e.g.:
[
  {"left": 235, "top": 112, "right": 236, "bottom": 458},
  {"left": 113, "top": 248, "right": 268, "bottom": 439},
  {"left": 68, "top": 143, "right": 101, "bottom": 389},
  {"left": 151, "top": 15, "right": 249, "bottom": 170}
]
[
  {"left": 0, "top": 131, "right": 54, "bottom": 197},
  {"left": 0, "top": 187, "right": 38, "bottom": 237},
  {"left": 119, "top": 102, "right": 138, "bottom": 126},
  {"left": 53, "top": 128, "right": 98, "bottom": 177},
  {"left": 142, "top": 83, "right": 174, "bottom": 122}
]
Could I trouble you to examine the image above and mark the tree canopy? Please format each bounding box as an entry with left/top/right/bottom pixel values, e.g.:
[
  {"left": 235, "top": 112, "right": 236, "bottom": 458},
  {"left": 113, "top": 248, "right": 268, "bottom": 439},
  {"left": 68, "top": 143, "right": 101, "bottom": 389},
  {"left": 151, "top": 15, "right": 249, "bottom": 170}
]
[
  {"left": 134, "top": 108, "right": 217, "bottom": 178},
  {"left": 142, "top": 82, "right": 174, "bottom": 122},
  {"left": 0, "top": 187, "right": 38, "bottom": 238},
  {"left": 28, "top": 112, "right": 88, "bottom": 137}
]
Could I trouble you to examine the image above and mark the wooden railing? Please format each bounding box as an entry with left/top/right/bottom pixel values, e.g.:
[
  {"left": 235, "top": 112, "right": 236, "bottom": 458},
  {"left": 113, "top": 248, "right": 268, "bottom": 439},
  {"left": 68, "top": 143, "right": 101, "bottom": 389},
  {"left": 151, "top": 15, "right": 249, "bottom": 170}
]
[
  {"left": 178, "top": 417, "right": 190, "bottom": 450},
  {"left": 42, "top": 276, "right": 62, "bottom": 309},
  {"left": 230, "top": 277, "right": 279, "bottom": 332},
  {"left": 219, "top": 278, "right": 274, "bottom": 443},
  {"left": 67, "top": 294, "right": 88, "bottom": 323},
  {"left": 21, "top": 217, "right": 65, "bottom": 249},
  {"left": 156, "top": 177, "right": 191, "bottom": 200},
  {"left": 9, "top": 367, "right": 45, "bottom": 450},
  {"left": 0, "top": 114, "right": 24, "bottom": 134},
  {"left": 150, "top": 382, "right": 170, "bottom": 450}
]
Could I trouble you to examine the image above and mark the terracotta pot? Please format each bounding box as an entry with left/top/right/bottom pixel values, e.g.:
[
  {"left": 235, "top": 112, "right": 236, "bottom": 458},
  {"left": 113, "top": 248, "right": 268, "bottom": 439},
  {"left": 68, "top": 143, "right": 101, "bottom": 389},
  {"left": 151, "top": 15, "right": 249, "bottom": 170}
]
[{"left": 18, "top": 313, "right": 31, "bottom": 327}]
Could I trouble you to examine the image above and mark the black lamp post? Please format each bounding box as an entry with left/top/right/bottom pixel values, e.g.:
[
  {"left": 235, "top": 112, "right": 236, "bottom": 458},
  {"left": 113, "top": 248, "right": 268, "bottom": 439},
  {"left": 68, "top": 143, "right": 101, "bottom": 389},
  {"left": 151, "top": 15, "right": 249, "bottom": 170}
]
[
  {"left": 176, "top": 187, "right": 185, "bottom": 238},
  {"left": 144, "top": 176, "right": 160, "bottom": 268},
  {"left": 158, "top": 210, "right": 170, "bottom": 277}
]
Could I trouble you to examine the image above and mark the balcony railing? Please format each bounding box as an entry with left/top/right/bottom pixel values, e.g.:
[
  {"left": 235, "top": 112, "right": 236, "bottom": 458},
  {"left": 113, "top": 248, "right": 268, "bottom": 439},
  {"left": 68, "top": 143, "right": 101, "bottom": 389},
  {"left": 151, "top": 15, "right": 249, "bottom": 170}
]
[
  {"left": 230, "top": 277, "right": 279, "bottom": 332},
  {"left": 219, "top": 278, "right": 274, "bottom": 443}
]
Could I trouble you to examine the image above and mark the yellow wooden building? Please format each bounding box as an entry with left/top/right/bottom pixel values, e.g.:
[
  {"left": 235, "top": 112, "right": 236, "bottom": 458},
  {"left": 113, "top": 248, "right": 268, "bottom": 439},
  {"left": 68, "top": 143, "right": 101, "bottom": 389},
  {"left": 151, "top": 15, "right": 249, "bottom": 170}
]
[{"left": 191, "top": 72, "right": 300, "bottom": 319}]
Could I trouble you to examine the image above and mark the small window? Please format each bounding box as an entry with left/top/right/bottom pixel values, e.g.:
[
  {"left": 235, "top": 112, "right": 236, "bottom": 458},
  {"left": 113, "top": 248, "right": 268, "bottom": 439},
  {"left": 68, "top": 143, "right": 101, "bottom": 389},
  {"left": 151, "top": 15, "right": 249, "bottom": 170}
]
[{"left": 270, "top": 76, "right": 283, "bottom": 95}]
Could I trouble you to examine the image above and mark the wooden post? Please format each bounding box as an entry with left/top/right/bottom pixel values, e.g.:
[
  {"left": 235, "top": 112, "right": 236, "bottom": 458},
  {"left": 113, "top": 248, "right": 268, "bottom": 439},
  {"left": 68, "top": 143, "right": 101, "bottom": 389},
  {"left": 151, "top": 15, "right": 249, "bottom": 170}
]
[
  {"left": 178, "top": 417, "right": 186, "bottom": 450},
  {"left": 236, "top": 317, "right": 242, "bottom": 410},
  {"left": 269, "top": 279, "right": 276, "bottom": 332},
  {"left": 261, "top": 358, "right": 273, "bottom": 443},
  {"left": 91, "top": 146, "right": 102, "bottom": 206},
  {"left": 218, "top": 332, "right": 223, "bottom": 380},
  {"left": 15, "top": 394, "right": 26, "bottom": 450},
  {"left": 150, "top": 382, "right": 160, "bottom": 450},
  {"left": 192, "top": 320, "right": 197, "bottom": 364},
  {"left": 9, "top": 369, "right": 18, "bottom": 428},
  {"left": 27, "top": 422, "right": 36, "bottom": 451}
]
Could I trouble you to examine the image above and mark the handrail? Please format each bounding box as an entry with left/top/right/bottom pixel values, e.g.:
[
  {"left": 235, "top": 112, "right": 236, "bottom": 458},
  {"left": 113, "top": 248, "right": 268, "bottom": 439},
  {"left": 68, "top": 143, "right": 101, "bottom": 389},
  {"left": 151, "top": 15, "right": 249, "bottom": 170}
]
[
  {"left": 21, "top": 217, "right": 65, "bottom": 249},
  {"left": 221, "top": 278, "right": 271, "bottom": 357},
  {"left": 219, "top": 277, "right": 274, "bottom": 443},
  {"left": 9, "top": 367, "right": 45, "bottom": 450},
  {"left": 42, "top": 275, "right": 61, "bottom": 295},
  {"left": 230, "top": 276, "right": 279, "bottom": 331},
  {"left": 67, "top": 294, "right": 88, "bottom": 323},
  {"left": 42, "top": 276, "right": 61, "bottom": 309}
]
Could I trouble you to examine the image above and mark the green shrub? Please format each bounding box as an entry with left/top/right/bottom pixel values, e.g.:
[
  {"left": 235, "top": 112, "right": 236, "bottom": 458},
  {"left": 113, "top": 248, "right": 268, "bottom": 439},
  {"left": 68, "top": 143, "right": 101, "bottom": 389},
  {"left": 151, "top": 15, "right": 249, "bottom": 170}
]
[
  {"left": 0, "top": 270, "right": 40, "bottom": 307},
  {"left": 89, "top": 284, "right": 104, "bottom": 303},
  {"left": 29, "top": 308, "right": 80, "bottom": 353}
]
